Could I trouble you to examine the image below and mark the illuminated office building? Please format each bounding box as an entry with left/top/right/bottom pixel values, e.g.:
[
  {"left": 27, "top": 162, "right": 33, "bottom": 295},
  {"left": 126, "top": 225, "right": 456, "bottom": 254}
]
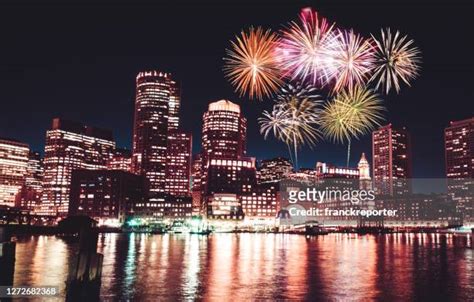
[
  {"left": 191, "top": 153, "right": 203, "bottom": 214},
  {"left": 204, "top": 157, "right": 256, "bottom": 196},
  {"left": 69, "top": 169, "right": 146, "bottom": 224},
  {"left": 201, "top": 100, "right": 246, "bottom": 162},
  {"left": 444, "top": 117, "right": 474, "bottom": 223},
  {"left": 107, "top": 148, "right": 132, "bottom": 172},
  {"left": 315, "top": 162, "right": 359, "bottom": 179},
  {"left": 375, "top": 194, "right": 460, "bottom": 227},
  {"left": 0, "top": 138, "right": 29, "bottom": 207},
  {"left": 40, "top": 118, "right": 115, "bottom": 216},
  {"left": 204, "top": 158, "right": 256, "bottom": 219},
  {"left": 132, "top": 71, "right": 178, "bottom": 194},
  {"left": 314, "top": 162, "right": 360, "bottom": 192},
  {"left": 25, "top": 151, "right": 43, "bottom": 192},
  {"left": 257, "top": 157, "right": 293, "bottom": 183},
  {"left": 151, "top": 195, "right": 192, "bottom": 219},
  {"left": 206, "top": 193, "right": 243, "bottom": 220},
  {"left": 200, "top": 100, "right": 248, "bottom": 219},
  {"left": 287, "top": 168, "right": 316, "bottom": 184},
  {"left": 241, "top": 182, "right": 278, "bottom": 219},
  {"left": 18, "top": 151, "right": 44, "bottom": 210},
  {"left": 200, "top": 100, "right": 280, "bottom": 221},
  {"left": 204, "top": 158, "right": 255, "bottom": 218},
  {"left": 445, "top": 117, "right": 473, "bottom": 178},
  {"left": 168, "top": 79, "right": 181, "bottom": 131},
  {"left": 373, "top": 124, "right": 412, "bottom": 180},
  {"left": 131, "top": 71, "right": 193, "bottom": 219},
  {"left": 372, "top": 124, "right": 412, "bottom": 195},
  {"left": 165, "top": 131, "right": 192, "bottom": 196}
]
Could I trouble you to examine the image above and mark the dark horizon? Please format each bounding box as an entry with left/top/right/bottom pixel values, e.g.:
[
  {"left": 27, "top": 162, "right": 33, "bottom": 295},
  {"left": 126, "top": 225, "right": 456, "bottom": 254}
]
[{"left": 0, "top": 0, "right": 472, "bottom": 177}]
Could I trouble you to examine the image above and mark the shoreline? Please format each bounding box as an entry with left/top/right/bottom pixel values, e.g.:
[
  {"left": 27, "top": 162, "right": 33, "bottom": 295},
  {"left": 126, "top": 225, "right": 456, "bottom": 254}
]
[{"left": 3, "top": 224, "right": 472, "bottom": 236}]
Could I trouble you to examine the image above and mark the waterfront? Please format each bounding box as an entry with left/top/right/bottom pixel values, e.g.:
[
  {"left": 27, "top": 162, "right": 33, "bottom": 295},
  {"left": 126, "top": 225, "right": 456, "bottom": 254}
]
[{"left": 12, "top": 233, "right": 474, "bottom": 301}]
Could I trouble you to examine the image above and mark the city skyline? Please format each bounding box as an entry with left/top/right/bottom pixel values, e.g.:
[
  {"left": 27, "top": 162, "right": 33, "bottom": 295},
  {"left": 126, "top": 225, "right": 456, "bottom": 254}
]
[
  {"left": 0, "top": 83, "right": 471, "bottom": 179},
  {"left": 0, "top": 83, "right": 469, "bottom": 179},
  {"left": 0, "top": 0, "right": 472, "bottom": 179},
  {"left": 1, "top": 78, "right": 469, "bottom": 179},
  {"left": 2, "top": 97, "right": 471, "bottom": 219}
]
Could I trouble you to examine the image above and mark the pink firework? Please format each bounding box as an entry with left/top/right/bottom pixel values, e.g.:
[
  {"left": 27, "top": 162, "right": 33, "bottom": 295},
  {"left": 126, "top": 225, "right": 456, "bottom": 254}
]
[
  {"left": 276, "top": 8, "right": 337, "bottom": 87},
  {"left": 328, "top": 30, "right": 375, "bottom": 92}
]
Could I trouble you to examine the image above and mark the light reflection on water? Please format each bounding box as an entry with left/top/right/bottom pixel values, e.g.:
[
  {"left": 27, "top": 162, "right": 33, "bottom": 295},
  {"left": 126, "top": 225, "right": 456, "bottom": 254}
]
[{"left": 12, "top": 233, "right": 474, "bottom": 301}]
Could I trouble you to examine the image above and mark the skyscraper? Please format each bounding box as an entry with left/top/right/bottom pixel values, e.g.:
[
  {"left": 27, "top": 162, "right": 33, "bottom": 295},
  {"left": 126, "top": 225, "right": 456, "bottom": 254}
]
[
  {"left": 445, "top": 117, "right": 473, "bottom": 224},
  {"left": 0, "top": 138, "right": 29, "bottom": 207},
  {"left": 201, "top": 100, "right": 246, "bottom": 161},
  {"left": 372, "top": 124, "right": 412, "bottom": 195},
  {"left": 201, "top": 100, "right": 247, "bottom": 193},
  {"left": 200, "top": 100, "right": 248, "bottom": 219},
  {"left": 131, "top": 71, "right": 192, "bottom": 219},
  {"left": 445, "top": 117, "right": 473, "bottom": 178},
  {"left": 132, "top": 71, "right": 178, "bottom": 194},
  {"left": 165, "top": 131, "right": 192, "bottom": 196},
  {"left": 40, "top": 118, "right": 115, "bottom": 216}
]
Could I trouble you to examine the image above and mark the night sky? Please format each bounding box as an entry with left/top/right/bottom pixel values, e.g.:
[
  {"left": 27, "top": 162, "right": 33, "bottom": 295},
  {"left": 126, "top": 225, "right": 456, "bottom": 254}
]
[{"left": 0, "top": 0, "right": 472, "bottom": 178}]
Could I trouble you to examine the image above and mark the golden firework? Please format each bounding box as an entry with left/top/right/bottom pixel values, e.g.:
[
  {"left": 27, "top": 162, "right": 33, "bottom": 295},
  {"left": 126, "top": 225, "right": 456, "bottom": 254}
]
[
  {"left": 223, "top": 27, "right": 282, "bottom": 100},
  {"left": 321, "top": 85, "right": 385, "bottom": 165}
]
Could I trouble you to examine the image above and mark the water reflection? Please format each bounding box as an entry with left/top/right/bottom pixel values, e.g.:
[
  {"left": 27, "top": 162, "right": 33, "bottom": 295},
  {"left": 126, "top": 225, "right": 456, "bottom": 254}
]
[
  {"left": 13, "top": 235, "right": 74, "bottom": 301},
  {"left": 12, "top": 233, "right": 474, "bottom": 301}
]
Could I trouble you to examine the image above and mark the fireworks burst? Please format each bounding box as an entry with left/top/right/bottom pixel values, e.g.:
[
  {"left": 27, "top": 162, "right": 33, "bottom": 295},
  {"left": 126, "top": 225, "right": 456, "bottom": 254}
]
[
  {"left": 320, "top": 85, "right": 385, "bottom": 166},
  {"left": 259, "top": 109, "right": 290, "bottom": 144},
  {"left": 224, "top": 8, "right": 421, "bottom": 168},
  {"left": 328, "top": 30, "right": 375, "bottom": 92},
  {"left": 259, "top": 83, "right": 323, "bottom": 168},
  {"left": 370, "top": 28, "right": 421, "bottom": 94},
  {"left": 276, "top": 8, "right": 337, "bottom": 87},
  {"left": 223, "top": 27, "right": 282, "bottom": 100}
]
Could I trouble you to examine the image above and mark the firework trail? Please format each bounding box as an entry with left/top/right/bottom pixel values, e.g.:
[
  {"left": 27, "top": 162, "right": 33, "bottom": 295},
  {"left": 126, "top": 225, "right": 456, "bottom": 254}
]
[{"left": 223, "top": 27, "right": 282, "bottom": 100}]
